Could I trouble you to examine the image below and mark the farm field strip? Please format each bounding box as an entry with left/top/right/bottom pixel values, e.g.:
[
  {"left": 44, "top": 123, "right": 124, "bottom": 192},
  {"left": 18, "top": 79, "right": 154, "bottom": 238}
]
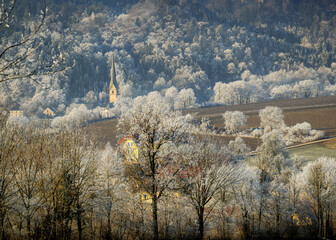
[
  {"left": 87, "top": 97, "right": 336, "bottom": 148},
  {"left": 287, "top": 137, "right": 336, "bottom": 149}
]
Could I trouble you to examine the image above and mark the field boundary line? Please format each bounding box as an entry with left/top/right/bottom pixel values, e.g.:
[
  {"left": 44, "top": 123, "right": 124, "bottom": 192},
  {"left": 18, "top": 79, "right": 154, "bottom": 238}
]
[{"left": 287, "top": 137, "right": 336, "bottom": 149}]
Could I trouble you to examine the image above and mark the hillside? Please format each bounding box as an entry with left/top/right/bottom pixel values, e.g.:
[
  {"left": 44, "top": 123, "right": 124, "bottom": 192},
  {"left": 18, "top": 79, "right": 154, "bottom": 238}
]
[{"left": 0, "top": 0, "right": 335, "bottom": 116}]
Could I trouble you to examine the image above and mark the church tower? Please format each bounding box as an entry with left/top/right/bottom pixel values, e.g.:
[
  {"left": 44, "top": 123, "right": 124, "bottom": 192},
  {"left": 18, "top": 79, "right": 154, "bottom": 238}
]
[{"left": 109, "top": 56, "right": 117, "bottom": 104}]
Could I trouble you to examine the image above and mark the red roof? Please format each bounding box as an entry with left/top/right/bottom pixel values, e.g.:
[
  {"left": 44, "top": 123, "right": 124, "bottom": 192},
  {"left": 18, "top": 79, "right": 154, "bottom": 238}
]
[{"left": 118, "top": 135, "right": 134, "bottom": 145}]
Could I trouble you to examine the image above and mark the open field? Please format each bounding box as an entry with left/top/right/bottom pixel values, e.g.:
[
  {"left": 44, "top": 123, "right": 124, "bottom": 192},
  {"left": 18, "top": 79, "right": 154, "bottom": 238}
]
[
  {"left": 184, "top": 96, "right": 336, "bottom": 135},
  {"left": 86, "top": 96, "right": 336, "bottom": 151},
  {"left": 288, "top": 138, "right": 336, "bottom": 162},
  {"left": 86, "top": 118, "right": 119, "bottom": 148}
]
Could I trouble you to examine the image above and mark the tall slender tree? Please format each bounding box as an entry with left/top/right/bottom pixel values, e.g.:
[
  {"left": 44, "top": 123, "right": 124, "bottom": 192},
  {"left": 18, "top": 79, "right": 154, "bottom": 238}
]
[
  {"left": 118, "top": 95, "right": 190, "bottom": 240},
  {"left": 177, "top": 136, "right": 240, "bottom": 240}
]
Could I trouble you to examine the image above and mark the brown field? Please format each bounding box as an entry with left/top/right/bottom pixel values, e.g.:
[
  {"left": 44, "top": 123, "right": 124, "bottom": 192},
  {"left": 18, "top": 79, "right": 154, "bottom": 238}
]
[
  {"left": 86, "top": 118, "right": 119, "bottom": 148},
  {"left": 184, "top": 96, "right": 336, "bottom": 128},
  {"left": 322, "top": 138, "right": 336, "bottom": 149},
  {"left": 86, "top": 96, "right": 336, "bottom": 150}
]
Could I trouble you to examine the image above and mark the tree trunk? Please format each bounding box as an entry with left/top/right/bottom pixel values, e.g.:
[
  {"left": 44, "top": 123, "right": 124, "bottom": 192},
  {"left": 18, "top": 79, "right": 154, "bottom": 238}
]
[
  {"left": 151, "top": 152, "right": 159, "bottom": 240},
  {"left": 276, "top": 201, "right": 280, "bottom": 237},
  {"left": 106, "top": 204, "right": 112, "bottom": 240},
  {"left": 27, "top": 198, "right": 32, "bottom": 240},
  {"left": 152, "top": 195, "right": 159, "bottom": 240},
  {"left": 0, "top": 210, "right": 5, "bottom": 240},
  {"left": 198, "top": 206, "right": 204, "bottom": 240},
  {"left": 242, "top": 210, "right": 251, "bottom": 240},
  {"left": 27, "top": 215, "right": 31, "bottom": 240},
  {"left": 76, "top": 203, "right": 83, "bottom": 240},
  {"left": 52, "top": 195, "right": 57, "bottom": 240}
]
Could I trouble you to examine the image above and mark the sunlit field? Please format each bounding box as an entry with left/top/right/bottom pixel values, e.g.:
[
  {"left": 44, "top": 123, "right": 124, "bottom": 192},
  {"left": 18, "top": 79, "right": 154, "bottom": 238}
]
[{"left": 289, "top": 138, "right": 336, "bottom": 162}]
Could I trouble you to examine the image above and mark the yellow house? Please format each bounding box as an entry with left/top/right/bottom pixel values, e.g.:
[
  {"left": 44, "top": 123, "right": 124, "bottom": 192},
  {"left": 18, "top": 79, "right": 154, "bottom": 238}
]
[
  {"left": 119, "top": 136, "right": 179, "bottom": 203},
  {"left": 140, "top": 192, "right": 154, "bottom": 204},
  {"left": 9, "top": 105, "right": 24, "bottom": 117},
  {"left": 119, "top": 136, "right": 139, "bottom": 163},
  {"left": 109, "top": 56, "right": 118, "bottom": 104},
  {"left": 43, "top": 107, "right": 57, "bottom": 118},
  {"left": 292, "top": 213, "right": 312, "bottom": 226},
  {"left": 140, "top": 192, "right": 179, "bottom": 204},
  {"left": 100, "top": 107, "right": 112, "bottom": 118}
]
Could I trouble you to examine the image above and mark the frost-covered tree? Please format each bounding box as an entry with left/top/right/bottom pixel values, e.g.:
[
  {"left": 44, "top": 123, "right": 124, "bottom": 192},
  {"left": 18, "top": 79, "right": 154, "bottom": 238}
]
[
  {"left": 118, "top": 98, "right": 190, "bottom": 240},
  {"left": 14, "top": 127, "right": 52, "bottom": 239},
  {"left": 259, "top": 106, "right": 285, "bottom": 132},
  {"left": 48, "top": 128, "right": 98, "bottom": 240},
  {"left": 284, "top": 122, "right": 324, "bottom": 145},
  {"left": 0, "top": 113, "right": 25, "bottom": 239},
  {"left": 214, "top": 81, "right": 256, "bottom": 105},
  {"left": 233, "top": 165, "right": 259, "bottom": 239},
  {"left": 96, "top": 142, "right": 129, "bottom": 239},
  {"left": 293, "top": 80, "right": 322, "bottom": 98},
  {"left": 165, "top": 86, "right": 178, "bottom": 110},
  {"left": 228, "top": 137, "right": 250, "bottom": 162},
  {"left": 267, "top": 180, "right": 290, "bottom": 237},
  {"left": 153, "top": 77, "right": 166, "bottom": 90},
  {"left": 174, "top": 88, "right": 196, "bottom": 109},
  {"left": 298, "top": 157, "right": 336, "bottom": 238},
  {"left": 177, "top": 136, "right": 240, "bottom": 240},
  {"left": 254, "top": 129, "right": 291, "bottom": 180},
  {"left": 98, "top": 91, "right": 108, "bottom": 103},
  {"left": 199, "top": 117, "right": 211, "bottom": 133},
  {"left": 51, "top": 104, "right": 100, "bottom": 128},
  {"left": 118, "top": 82, "right": 134, "bottom": 98},
  {"left": 250, "top": 129, "right": 293, "bottom": 236},
  {"left": 270, "top": 85, "right": 294, "bottom": 99},
  {"left": 0, "top": 0, "right": 67, "bottom": 83},
  {"left": 223, "top": 111, "right": 247, "bottom": 134}
]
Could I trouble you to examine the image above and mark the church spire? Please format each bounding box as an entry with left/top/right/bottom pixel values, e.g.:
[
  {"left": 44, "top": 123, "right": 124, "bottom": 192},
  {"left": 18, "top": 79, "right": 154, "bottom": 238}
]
[
  {"left": 109, "top": 56, "right": 117, "bottom": 103},
  {"left": 110, "top": 56, "right": 116, "bottom": 89}
]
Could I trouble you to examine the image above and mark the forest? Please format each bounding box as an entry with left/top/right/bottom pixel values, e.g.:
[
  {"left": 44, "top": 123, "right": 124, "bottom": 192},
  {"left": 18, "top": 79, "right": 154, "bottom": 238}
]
[{"left": 0, "top": 0, "right": 335, "bottom": 117}]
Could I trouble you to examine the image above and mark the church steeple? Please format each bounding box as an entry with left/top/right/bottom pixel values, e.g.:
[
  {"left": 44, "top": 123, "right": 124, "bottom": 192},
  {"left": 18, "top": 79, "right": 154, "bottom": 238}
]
[{"left": 109, "top": 56, "right": 117, "bottom": 103}]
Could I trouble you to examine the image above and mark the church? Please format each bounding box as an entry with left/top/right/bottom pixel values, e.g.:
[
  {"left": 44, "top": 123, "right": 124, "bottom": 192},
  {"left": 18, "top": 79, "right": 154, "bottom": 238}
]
[{"left": 109, "top": 56, "right": 117, "bottom": 104}]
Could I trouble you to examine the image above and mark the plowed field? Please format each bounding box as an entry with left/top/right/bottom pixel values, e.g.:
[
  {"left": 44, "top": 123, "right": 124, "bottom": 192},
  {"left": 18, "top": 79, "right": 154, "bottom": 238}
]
[{"left": 87, "top": 96, "right": 336, "bottom": 150}]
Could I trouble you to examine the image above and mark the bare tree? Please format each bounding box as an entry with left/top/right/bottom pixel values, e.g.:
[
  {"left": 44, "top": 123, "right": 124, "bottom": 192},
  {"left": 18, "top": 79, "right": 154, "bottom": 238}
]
[
  {"left": 14, "top": 127, "right": 51, "bottom": 239},
  {"left": 232, "top": 165, "right": 259, "bottom": 240},
  {"left": 0, "top": 113, "right": 24, "bottom": 239},
  {"left": 0, "top": 0, "right": 68, "bottom": 83},
  {"left": 298, "top": 157, "right": 336, "bottom": 238},
  {"left": 118, "top": 97, "right": 189, "bottom": 240},
  {"left": 177, "top": 136, "right": 240, "bottom": 240},
  {"left": 35, "top": 127, "right": 97, "bottom": 239},
  {"left": 96, "top": 142, "right": 129, "bottom": 239}
]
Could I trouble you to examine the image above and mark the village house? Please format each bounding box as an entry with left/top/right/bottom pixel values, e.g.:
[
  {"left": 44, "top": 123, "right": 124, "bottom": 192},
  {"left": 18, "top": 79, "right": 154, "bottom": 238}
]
[
  {"left": 119, "top": 135, "right": 180, "bottom": 204},
  {"left": 9, "top": 105, "right": 24, "bottom": 117},
  {"left": 43, "top": 107, "right": 57, "bottom": 118},
  {"left": 119, "top": 135, "right": 139, "bottom": 163},
  {"left": 100, "top": 107, "right": 112, "bottom": 118}
]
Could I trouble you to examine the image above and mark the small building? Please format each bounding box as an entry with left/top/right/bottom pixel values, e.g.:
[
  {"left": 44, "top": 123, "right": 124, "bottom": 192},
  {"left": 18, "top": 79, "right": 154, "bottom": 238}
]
[
  {"left": 119, "top": 135, "right": 139, "bottom": 163},
  {"left": 100, "top": 107, "right": 112, "bottom": 118},
  {"left": 43, "top": 107, "right": 57, "bottom": 118},
  {"left": 9, "top": 105, "right": 24, "bottom": 117}
]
